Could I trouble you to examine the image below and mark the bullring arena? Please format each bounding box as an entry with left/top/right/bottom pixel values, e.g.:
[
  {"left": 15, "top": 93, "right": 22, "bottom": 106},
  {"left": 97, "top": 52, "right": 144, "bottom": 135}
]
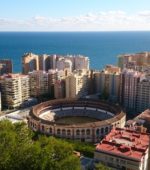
[{"left": 28, "top": 99, "right": 126, "bottom": 142}]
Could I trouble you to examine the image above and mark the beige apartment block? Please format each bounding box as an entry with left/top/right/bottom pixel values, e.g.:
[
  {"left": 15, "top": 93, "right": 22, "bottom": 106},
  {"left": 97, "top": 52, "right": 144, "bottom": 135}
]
[
  {"left": 74, "top": 55, "right": 90, "bottom": 70},
  {"left": 22, "top": 53, "right": 39, "bottom": 74},
  {"left": 22, "top": 53, "right": 90, "bottom": 74},
  {"left": 29, "top": 71, "right": 48, "bottom": 97},
  {"left": 65, "top": 70, "right": 89, "bottom": 98},
  {"left": 94, "top": 65, "right": 121, "bottom": 101},
  {"left": 0, "top": 59, "right": 12, "bottom": 75},
  {"left": 118, "top": 52, "right": 150, "bottom": 71},
  {"left": 0, "top": 74, "right": 30, "bottom": 108},
  {"left": 54, "top": 79, "right": 65, "bottom": 99}
]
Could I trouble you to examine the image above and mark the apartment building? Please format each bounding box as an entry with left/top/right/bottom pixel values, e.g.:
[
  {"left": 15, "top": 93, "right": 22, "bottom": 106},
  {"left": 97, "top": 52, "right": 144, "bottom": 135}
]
[
  {"left": 65, "top": 70, "right": 89, "bottom": 98},
  {"left": 0, "top": 92, "right": 1, "bottom": 111},
  {"left": 74, "top": 55, "right": 89, "bottom": 70},
  {"left": 94, "top": 128, "right": 150, "bottom": 170},
  {"left": 94, "top": 65, "right": 121, "bottom": 101},
  {"left": 22, "top": 53, "right": 39, "bottom": 74},
  {"left": 0, "top": 74, "right": 30, "bottom": 108},
  {"left": 118, "top": 52, "right": 150, "bottom": 71},
  {"left": 120, "top": 69, "right": 142, "bottom": 112},
  {"left": 120, "top": 69, "right": 150, "bottom": 113},
  {"left": 22, "top": 53, "right": 90, "bottom": 73},
  {"left": 54, "top": 79, "right": 66, "bottom": 99},
  {"left": 0, "top": 59, "right": 12, "bottom": 75},
  {"left": 136, "top": 75, "right": 150, "bottom": 112},
  {"left": 39, "top": 54, "right": 51, "bottom": 71},
  {"left": 29, "top": 71, "right": 48, "bottom": 97},
  {"left": 56, "top": 57, "right": 72, "bottom": 73}
]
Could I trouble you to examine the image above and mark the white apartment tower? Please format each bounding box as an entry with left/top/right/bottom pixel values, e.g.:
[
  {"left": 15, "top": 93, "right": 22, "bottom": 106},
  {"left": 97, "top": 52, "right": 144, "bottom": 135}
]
[
  {"left": 136, "top": 75, "right": 150, "bottom": 112},
  {"left": 120, "top": 69, "right": 145, "bottom": 112}
]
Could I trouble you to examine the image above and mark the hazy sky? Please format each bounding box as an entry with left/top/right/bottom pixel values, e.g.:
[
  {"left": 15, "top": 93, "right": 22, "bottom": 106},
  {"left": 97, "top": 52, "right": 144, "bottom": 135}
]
[{"left": 0, "top": 0, "right": 150, "bottom": 31}]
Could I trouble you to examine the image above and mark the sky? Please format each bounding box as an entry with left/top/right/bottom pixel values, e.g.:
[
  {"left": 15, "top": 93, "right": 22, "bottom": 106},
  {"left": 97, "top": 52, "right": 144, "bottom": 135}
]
[{"left": 0, "top": 0, "right": 150, "bottom": 31}]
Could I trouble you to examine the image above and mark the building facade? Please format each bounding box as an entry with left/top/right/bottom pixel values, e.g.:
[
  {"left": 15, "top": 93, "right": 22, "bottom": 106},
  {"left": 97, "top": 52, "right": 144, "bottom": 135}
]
[
  {"left": 136, "top": 75, "right": 150, "bottom": 112},
  {"left": 94, "top": 65, "right": 121, "bottom": 101},
  {"left": 28, "top": 99, "right": 126, "bottom": 143},
  {"left": 94, "top": 128, "right": 150, "bottom": 170},
  {"left": 118, "top": 52, "right": 150, "bottom": 71},
  {"left": 29, "top": 71, "right": 48, "bottom": 97},
  {"left": 65, "top": 70, "right": 89, "bottom": 98},
  {"left": 0, "top": 59, "right": 12, "bottom": 75},
  {"left": 120, "top": 69, "right": 150, "bottom": 113},
  {"left": 54, "top": 79, "right": 66, "bottom": 99},
  {"left": 22, "top": 53, "right": 90, "bottom": 74},
  {"left": 22, "top": 53, "right": 39, "bottom": 74},
  {"left": 0, "top": 74, "right": 30, "bottom": 108}
]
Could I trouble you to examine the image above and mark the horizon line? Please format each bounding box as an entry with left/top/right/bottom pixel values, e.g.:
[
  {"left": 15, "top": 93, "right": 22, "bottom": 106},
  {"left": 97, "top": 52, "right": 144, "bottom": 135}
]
[{"left": 1, "top": 30, "right": 150, "bottom": 33}]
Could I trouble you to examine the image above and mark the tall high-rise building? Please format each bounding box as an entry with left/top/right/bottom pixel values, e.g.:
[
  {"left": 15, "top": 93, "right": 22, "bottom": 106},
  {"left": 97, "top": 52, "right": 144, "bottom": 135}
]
[
  {"left": 39, "top": 54, "right": 51, "bottom": 71},
  {"left": 22, "top": 53, "right": 90, "bottom": 73},
  {"left": 48, "top": 69, "right": 57, "bottom": 98},
  {"left": 118, "top": 52, "right": 150, "bottom": 71},
  {"left": 48, "top": 69, "right": 68, "bottom": 99},
  {"left": 74, "top": 55, "right": 89, "bottom": 70},
  {"left": 0, "top": 74, "right": 30, "bottom": 108},
  {"left": 29, "top": 71, "right": 48, "bottom": 97},
  {"left": 119, "top": 69, "right": 145, "bottom": 112},
  {"left": 56, "top": 57, "right": 72, "bottom": 73},
  {"left": 65, "top": 70, "right": 89, "bottom": 98},
  {"left": 94, "top": 65, "right": 121, "bottom": 101},
  {"left": 22, "top": 53, "right": 39, "bottom": 74},
  {"left": 0, "top": 92, "right": 1, "bottom": 111},
  {"left": 54, "top": 79, "right": 66, "bottom": 99},
  {"left": 136, "top": 75, "right": 150, "bottom": 112},
  {"left": 0, "top": 59, "right": 12, "bottom": 75}
]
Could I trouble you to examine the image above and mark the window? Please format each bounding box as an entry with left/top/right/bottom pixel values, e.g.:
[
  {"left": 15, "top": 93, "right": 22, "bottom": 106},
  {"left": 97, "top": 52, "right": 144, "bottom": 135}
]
[
  {"left": 105, "top": 127, "right": 108, "bottom": 133},
  {"left": 67, "top": 129, "right": 71, "bottom": 136},
  {"left": 57, "top": 129, "right": 61, "bottom": 135},
  {"left": 86, "top": 129, "right": 90, "bottom": 135},
  {"left": 62, "top": 129, "right": 66, "bottom": 135},
  {"left": 76, "top": 129, "right": 80, "bottom": 136},
  {"left": 81, "top": 129, "right": 85, "bottom": 135},
  {"left": 49, "top": 127, "right": 52, "bottom": 133},
  {"left": 41, "top": 125, "right": 44, "bottom": 131},
  {"left": 96, "top": 129, "right": 100, "bottom": 135}
]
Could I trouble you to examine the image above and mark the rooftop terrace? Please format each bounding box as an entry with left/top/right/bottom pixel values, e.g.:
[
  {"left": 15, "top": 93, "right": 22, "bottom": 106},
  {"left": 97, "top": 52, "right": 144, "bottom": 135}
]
[{"left": 96, "top": 128, "right": 150, "bottom": 161}]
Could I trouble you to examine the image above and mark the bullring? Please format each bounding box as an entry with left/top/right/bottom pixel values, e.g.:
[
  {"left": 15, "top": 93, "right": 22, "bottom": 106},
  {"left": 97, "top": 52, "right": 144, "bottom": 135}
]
[{"left": 28, "top": 99, "right": 126, "bottom": 142}]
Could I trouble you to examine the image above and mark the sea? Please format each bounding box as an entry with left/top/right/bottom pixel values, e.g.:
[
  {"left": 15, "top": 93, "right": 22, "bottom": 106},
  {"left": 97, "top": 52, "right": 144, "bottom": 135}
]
[{"left": 0, "top": 31, "right": 150, "bottom": 73}]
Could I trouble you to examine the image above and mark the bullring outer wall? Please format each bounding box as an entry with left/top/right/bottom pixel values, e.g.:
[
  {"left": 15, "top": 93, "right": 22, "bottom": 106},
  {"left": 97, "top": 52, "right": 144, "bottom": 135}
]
[{"left": 28, "top": 99, "right": 126, "bottom": 143}]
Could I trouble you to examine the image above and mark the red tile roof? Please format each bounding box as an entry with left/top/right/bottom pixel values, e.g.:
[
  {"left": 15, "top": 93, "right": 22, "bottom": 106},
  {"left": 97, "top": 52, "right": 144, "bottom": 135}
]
[{"left": 96, "top": 128, "right": 149, "bottom": 161}]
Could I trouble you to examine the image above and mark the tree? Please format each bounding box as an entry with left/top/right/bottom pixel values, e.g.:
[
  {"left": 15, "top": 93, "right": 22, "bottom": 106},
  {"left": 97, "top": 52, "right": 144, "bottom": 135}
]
[
  {"left": 0, "top": 120, "right": 80, "bottom": 170},
  {"left": 95, "top": 163, "right": 111, "bottom": 170}
]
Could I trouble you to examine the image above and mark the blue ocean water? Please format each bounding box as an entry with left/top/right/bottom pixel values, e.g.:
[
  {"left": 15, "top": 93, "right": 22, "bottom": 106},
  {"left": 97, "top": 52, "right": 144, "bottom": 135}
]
[{"left": 0, "top": 31, "right": 150, "bottom": 73}]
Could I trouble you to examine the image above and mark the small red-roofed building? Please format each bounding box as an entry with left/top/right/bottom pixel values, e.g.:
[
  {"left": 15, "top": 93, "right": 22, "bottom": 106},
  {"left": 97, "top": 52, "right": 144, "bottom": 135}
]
[{"left": 94, "top": 128, "right": 150, "bottom": 170}]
